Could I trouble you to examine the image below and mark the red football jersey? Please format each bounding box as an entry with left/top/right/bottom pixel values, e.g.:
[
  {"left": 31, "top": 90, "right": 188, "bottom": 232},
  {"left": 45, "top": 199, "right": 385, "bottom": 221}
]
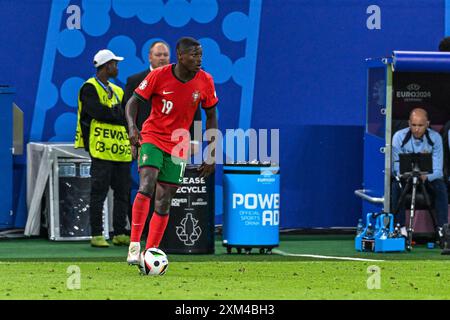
[{"left": 134, "top": 64, "right": 218, "bottom": 159}]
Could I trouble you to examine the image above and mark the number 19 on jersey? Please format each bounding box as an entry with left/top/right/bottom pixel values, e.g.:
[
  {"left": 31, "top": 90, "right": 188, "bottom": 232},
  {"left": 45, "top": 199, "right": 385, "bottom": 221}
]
[{"left": 162, "top": 99, "right": 173, "bottom": 115}]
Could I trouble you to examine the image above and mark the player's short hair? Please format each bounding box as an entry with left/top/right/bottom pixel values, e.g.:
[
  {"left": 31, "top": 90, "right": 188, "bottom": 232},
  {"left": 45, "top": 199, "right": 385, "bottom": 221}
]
[
  {"left": 439, "top": 37, "right": 450, "bottom": 52},
  {"left": 149, "top": 40, "right": 170, "bottom": 52},
  {"left": 176, "top": 37, "right": 201, "bottom": 54}
]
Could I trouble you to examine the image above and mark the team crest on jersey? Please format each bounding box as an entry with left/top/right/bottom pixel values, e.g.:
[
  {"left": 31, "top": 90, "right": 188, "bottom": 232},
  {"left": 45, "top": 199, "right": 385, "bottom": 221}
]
[
  {"left": 192, "top": 90, "right": 200, "bottom": 106},
  {"left": 138, "top": 80, "right": 148, "bottom": 90}
]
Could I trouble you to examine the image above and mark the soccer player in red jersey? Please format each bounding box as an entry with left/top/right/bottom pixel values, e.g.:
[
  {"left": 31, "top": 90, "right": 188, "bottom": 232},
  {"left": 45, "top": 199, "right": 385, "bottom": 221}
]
[{"left": 124, "top": 37, "right": 218, "bottom": 264}]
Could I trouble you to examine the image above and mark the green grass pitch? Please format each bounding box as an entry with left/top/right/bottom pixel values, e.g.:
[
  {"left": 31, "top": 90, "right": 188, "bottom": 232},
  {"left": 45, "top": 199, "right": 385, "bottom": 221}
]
[{"left": 0, "top": 235, "right": 449, "bottom": 300}]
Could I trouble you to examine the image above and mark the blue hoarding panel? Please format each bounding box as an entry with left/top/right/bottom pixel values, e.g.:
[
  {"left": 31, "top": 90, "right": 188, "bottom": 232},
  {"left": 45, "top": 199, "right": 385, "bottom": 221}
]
[{"left": 0, "top": 86, "right": 14, "bottom": 229}]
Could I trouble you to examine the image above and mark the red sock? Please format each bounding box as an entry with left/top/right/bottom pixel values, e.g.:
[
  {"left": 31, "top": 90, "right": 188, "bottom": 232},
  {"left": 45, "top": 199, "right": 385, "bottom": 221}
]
[
  {"left": 130, "top": 193, "right": 151, "bottom": 242},
  {"left": 146, "top": 212, "right": 169, "bottom": 249}
]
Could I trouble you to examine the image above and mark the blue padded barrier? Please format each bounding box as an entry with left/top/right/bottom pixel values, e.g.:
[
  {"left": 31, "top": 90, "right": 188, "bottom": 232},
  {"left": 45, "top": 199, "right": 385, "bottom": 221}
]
[{"left": 392, "top": 51, "right": 450, "bottom": 73}]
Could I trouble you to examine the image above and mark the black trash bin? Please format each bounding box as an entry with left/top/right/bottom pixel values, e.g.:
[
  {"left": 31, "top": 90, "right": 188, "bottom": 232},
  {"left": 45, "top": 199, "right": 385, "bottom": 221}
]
[{"left": 159, "top": 164, "right": 215, "bottom": 254}]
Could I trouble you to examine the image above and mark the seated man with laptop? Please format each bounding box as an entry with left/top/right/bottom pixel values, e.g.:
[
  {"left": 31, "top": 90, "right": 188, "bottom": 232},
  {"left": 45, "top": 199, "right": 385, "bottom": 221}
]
[{"left": 391, "top": 108, "right": 448, "bottom": 239}]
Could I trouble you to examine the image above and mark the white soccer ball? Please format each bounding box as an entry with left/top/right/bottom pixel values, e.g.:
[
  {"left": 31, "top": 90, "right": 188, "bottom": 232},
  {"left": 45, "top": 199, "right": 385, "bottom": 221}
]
[{"left": 138, "top": 247, "right": 169, "bottom": 276}]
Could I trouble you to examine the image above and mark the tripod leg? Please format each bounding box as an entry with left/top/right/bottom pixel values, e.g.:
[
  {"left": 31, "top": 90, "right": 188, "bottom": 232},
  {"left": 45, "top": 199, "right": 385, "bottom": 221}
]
[
  {"left": 407, "top": 178, "right": 419, "bottom": 251},
  {"left": 419, "top": 182, "right": 440, "bottom": 239},
  {"left": 394, "top": 177, "right": 412, "bottom": 216}
]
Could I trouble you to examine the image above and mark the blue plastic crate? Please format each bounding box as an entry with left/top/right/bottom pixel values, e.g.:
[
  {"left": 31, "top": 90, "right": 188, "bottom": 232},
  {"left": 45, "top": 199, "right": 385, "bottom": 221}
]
[{"left": 355, "top": 212, "right": 405, "bottom": 253}]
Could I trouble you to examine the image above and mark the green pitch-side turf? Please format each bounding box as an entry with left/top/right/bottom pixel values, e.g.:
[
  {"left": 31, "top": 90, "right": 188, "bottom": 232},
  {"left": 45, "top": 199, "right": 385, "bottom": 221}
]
[
  {"left": 0, "top": 235, "right": 449, "bottom": 299},
  {"left": 0, "top": 261, "right": 450, "bottom": 299}
]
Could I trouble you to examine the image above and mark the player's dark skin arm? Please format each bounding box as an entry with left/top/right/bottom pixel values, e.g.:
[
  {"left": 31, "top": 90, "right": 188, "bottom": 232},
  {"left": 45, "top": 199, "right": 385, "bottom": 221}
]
[
  {"left": 125, "top": 94, "right": 143, "bottom": 159},
  {"left": 125, "top": 94, "right": 176, "bottom": 210},
  {"left": 199, "top": 106, "right": 218, "bottom": 178},
  {"left": 125, "top": 94, "right": 159, "bottom": 198}
]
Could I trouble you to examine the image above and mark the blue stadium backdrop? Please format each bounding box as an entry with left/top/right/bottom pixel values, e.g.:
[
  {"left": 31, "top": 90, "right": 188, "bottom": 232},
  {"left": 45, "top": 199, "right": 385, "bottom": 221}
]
[{"left": 0, "top": 0, "right": 447, "bottom": 229}]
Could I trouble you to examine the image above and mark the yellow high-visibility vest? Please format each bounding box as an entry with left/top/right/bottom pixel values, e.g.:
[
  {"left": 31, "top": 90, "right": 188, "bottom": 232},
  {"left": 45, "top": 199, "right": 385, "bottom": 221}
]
[{"left": 74, "top": 77, "right": 131, "bottom": 162}]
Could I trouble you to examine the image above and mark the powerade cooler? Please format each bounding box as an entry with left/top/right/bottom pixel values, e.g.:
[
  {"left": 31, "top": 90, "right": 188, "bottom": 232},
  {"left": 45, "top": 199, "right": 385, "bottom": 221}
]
[{"left": 222, "top": 163, "right": 280, "bottom": 254}]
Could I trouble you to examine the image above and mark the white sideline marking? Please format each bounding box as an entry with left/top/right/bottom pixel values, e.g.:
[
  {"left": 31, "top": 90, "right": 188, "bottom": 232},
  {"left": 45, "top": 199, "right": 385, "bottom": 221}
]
[{"left": 273, "top": 249, "right": 385, "bottom": 262}]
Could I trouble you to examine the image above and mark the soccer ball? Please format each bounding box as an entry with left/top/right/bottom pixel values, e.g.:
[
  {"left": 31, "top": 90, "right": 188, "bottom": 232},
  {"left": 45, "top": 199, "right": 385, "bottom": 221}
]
[{"left": 138, "top": 248, "right": 169, "bottom": 276}]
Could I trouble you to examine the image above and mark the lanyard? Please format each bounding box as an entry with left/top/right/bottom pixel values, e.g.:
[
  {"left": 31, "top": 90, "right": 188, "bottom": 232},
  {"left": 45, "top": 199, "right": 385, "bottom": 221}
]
[
  {"left": 95, "top": 77, "right": 120, "bottom": 103},
  {"left": 410, "top": 136, "right": 430, "bottom": 153}
]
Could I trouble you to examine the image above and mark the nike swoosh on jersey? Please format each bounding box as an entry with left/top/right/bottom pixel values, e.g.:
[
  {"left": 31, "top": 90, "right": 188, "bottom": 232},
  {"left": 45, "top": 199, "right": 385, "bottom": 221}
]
[{"left": 163, "top": 91, "right": 174, "bottom": 95}]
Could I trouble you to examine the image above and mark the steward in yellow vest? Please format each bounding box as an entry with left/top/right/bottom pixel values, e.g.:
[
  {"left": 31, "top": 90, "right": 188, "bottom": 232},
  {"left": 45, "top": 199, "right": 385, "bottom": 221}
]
[
  {"left": 74, "top": 49, "right": 132, "bottom": 248},
  {"left": 75, "top": 77, "right": 131, "bottom": 162}
]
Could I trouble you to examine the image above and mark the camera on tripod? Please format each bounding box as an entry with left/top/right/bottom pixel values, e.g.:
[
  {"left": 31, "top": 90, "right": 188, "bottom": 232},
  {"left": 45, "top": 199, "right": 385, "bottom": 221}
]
[
  {"left": 399, "top": 152, "right": 432, "bottom": 178},
  {"left": 397, "top": 152, "right": 436, "bottom": 251}
]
